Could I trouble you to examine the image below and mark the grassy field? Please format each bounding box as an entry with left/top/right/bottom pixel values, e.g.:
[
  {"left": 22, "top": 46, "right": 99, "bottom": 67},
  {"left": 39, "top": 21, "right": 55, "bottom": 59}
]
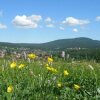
[{"left": 0, "top": 55, "right": 100, "bottom": 100}]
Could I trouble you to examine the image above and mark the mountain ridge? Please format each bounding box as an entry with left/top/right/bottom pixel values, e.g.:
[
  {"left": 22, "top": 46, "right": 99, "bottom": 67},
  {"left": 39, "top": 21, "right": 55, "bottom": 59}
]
[{"left": 0, "top": 37, "right": 100, "bottom": 49}]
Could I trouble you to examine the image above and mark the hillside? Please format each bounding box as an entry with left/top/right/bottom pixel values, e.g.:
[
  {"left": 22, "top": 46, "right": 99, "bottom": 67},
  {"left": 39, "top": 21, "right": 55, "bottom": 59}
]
[
  {"left": 41, "top": 37, "right": 100, "bottom": 49},
  {"left": 0, "top": 37, "right": 100, "bottom": 50}
]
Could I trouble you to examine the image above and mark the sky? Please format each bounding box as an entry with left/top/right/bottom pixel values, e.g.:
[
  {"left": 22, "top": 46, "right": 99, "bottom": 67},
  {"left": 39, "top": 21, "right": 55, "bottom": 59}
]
[{"left": 0, "top": 0, "right": 100, "bottom": 43}]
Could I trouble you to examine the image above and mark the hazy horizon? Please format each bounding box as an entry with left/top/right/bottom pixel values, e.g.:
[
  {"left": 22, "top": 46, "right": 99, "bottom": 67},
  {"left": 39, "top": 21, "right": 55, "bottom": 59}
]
[{"left": 0, "top": 37, "right": 100, "bottom": 44}]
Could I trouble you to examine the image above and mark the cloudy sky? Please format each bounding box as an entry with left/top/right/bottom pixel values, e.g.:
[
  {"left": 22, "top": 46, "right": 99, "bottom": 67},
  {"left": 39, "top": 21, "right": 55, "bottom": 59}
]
[{"left": 0, "top": 0, "right": 100, "bottom": 43}]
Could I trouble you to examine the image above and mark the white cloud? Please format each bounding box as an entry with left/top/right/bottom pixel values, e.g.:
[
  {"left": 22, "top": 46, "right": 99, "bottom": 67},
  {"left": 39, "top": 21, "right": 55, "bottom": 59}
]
[
  {"left": 0, "top": 23, "right": 7, "bottom": 29},
  {"left": 59, "top": 26, "right": 64, "bottom": 30},
  {"left": 12, "top": 15, "right": 42, "bottom": 28},
  {"left": 45, "top": 17, "right": 52, "bottom": 22},
  {"left": 0, "top": 10, "right": 3, "bottom": 17},
  {"left": 73, "top": 28, "right": 78, "bottom": 32},
  {"left": 45, "top": 17, "right": 55, "bottom": 28},
  {"left": 96, "top": 16, "right": 100, "bottom": 21},
  {"left": 28, "top": 15, "right": 42, "bottom": 22},
  {"left": 62, "top": 17, "right": 89, "bottom": 26},
  {"left": 46, "top": 23, "right": 54, "bottom": 28}
]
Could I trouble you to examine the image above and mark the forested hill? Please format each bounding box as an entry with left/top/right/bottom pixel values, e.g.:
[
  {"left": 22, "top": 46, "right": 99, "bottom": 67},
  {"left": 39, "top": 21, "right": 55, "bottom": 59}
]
[{"left": 0, "top": 37, "right": 100, "bottom": 49}]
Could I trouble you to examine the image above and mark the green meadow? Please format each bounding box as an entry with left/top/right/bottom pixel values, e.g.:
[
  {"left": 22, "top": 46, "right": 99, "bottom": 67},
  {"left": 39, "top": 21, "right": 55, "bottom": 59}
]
[{"left": 0, "top": 56, "right": 100, "bottom": 100}]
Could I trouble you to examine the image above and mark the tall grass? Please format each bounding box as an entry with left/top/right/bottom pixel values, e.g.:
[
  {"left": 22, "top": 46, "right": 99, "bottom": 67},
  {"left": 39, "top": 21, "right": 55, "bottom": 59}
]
[{"left": 0, "top": 57, "right": 100, "bottom": 100}]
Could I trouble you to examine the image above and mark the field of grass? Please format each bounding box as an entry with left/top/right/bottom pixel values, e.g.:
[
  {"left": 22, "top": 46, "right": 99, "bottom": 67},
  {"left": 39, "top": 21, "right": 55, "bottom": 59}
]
[{"left": 0, "top": 55, "right": 100, "bottom": 100}]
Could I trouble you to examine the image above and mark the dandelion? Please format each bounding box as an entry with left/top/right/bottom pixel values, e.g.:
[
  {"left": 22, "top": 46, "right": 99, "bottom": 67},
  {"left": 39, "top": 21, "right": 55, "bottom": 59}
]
[
  {"left": 10, "top": 62, "right": 17, "bottom": 68},
  {"left": 46, "top": 66, "right": 52, "bottom": 71},
  {"left": 7, "top": 85, "right": 13, "bottom": 93},
  {"left": 28, "top": 53, "right": 36, "bottom": 59},
  {"left": 46, "top": 66, "right": 57, "bottom": 73},
  {"left": 51, "top": 67, "right": 57, "bottom": 73},
  {"left": 57, "top": 83, "right": 62, "bottom": 88},
  {"left": 74, "top": 84, "right": 80, "bottom": 90},
  {"left": 64, "top": 70, "right": 69, "bottom": 76},
  {"left": 18, "top": 64, "right": 25, "bottom": 69},
  {"left": 47, "top": 57, "right": 53, "bottom": 63}
]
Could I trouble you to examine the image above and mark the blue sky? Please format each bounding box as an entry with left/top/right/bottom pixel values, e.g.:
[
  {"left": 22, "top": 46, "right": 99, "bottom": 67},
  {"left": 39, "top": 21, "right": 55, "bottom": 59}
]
[{"left": 0, "top": 0, "right": 100, "bottom": 43}]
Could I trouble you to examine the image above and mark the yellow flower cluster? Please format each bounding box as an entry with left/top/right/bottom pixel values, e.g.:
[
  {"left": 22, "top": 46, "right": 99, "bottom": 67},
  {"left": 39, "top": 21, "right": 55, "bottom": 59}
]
[
  {"left": 10, "top": 62, "right": 25, "bottom": 69},
  {"left": 7, "top": 85, "right": 13, "bottom": 93},
  {"left": 28, "top": 53, "right": 36, "bottom": 59},
  {"left": 46, "top": 66, "right": 57, "bottom": 73}
]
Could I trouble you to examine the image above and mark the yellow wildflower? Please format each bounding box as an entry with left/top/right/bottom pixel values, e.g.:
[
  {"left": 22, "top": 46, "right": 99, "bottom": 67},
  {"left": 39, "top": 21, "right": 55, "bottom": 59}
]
[
  {"left": 10, "top": 62, "right": 17, "bottom": 68},
  {"left": 7, "top": 85, "right": 13, "bottom": 93},
  {"left": 50, "top": 67, "right": 57, "bottom": 73},
  {"left": 64, "top": 70, "right": 69, "bottom": 76},
  {"left": 46, "top": 66, "right": 57, "bottom": 73},
  {"left": 74, "top": 84, "right": 80, "bottom": 90},
  {"left": 18, "top": 64, "right": 25, "bottom": 69},
  {"left": 46, "top": 66, "right": 52, "bottom": 71},
  {"left": 28, "top": 53, "right": 36, "bottom": 59},
  {"left": 57, "top": 83, "right": 62, "bottom": 88},
  {"left": 47, "top": 57, "right": 53, "bottom": 63}
]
